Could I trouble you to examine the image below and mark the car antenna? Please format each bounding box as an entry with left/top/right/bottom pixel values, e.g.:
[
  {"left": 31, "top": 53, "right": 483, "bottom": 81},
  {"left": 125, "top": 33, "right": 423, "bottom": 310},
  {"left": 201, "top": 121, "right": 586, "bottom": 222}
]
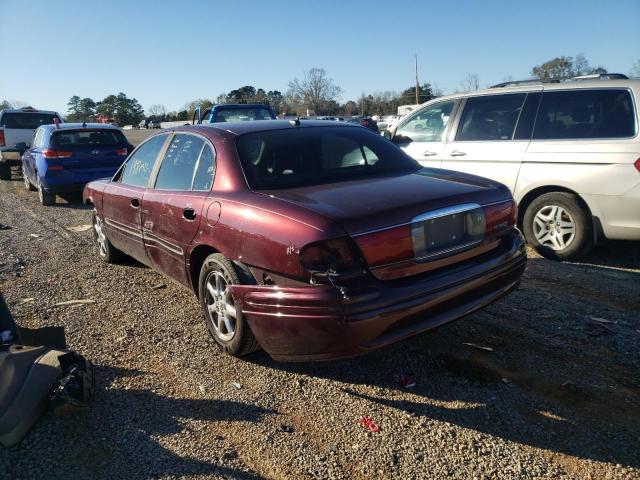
[{"left": 289, "top": 114, "right": 301, "bottom": 127}]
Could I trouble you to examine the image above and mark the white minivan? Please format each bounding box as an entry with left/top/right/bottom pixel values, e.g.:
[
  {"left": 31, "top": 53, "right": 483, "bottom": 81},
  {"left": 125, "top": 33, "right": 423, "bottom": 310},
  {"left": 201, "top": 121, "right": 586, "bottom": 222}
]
[{"left": 386, "top": 75, "right": 640, "bottom": 260}]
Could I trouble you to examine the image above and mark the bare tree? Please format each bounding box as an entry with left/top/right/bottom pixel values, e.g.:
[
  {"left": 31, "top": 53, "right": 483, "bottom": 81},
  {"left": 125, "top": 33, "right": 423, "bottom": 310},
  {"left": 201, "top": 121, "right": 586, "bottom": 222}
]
[
  {"left": 287, "top": 68, "right": 343, "bottom": 115},
  {"left": 147, "top": 104, "right": 166, "bottom": 117},
  {"left": 460, "top": 73, "right": 480, "bottom": 92},
  {"left": 630, "top": 59, "right": 640, "bottom": 78}
]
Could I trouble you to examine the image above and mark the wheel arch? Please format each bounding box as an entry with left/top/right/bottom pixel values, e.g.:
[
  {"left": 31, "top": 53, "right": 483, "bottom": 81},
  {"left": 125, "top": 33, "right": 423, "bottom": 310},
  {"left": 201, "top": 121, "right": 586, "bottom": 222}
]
[
  {"left": 188, "top": 244, "right": 258, "bottom": 298},
  {"left": 516, "top": 185, "right": 593, "bottom": 226}
]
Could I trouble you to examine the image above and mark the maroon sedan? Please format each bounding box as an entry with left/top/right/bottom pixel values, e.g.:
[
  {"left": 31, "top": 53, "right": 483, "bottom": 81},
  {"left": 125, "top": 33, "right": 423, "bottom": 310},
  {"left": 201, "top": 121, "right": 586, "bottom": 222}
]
[{"left": 84, "top": 121, "right": 525, "bottom": 361}]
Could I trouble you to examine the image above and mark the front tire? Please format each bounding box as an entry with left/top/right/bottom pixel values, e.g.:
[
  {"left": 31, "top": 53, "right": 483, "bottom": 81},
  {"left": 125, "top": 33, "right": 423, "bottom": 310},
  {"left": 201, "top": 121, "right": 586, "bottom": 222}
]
[
  {"left": 92, "top": 211, "right": 124, "bottom": 263},
  {"left": 198, "top": 253, "right": 260, "bottom": 357},
  {"left": 523, "top": 192, "right": 592, "bottom": 260},
  {"left": 37, "top": 178, "right": 56, "bottom": 205}
]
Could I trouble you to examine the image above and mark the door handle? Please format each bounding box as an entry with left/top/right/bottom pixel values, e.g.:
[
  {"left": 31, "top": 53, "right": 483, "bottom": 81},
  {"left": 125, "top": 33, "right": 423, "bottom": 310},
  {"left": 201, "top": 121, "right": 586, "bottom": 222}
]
[
  {"left": 183, "top": 208, "right": 197, "bottom": 221},
  {"left": 422, "top": 151, "right": 438, "bottom": 157},
  {"left": 450, "top": 150, "right": 467, "bottom": 157},
  {"left": 130, "top": 198, "right": 140, "bottom": 208}
]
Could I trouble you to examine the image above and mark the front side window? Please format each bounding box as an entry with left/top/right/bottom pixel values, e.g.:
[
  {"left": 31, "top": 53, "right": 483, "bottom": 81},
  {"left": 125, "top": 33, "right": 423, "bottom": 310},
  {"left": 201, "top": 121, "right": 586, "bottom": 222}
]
[
  {"left": 119, "top": 134, "right": 167, "bottom": 187},
  {"left": 395, "top": 100, "right": 456, "bottom": 143},
  {"left": 237, "top": 126, "right": 419, "bottom": 190},
  {"left": 456, "top": 94, "right": 526, "bottom": 141},
  {"left": 533, "top": 89, "right": 636, "bottom": 140},
  {"left": 155, "top": 134, "right": 206, "bottom": 190}
]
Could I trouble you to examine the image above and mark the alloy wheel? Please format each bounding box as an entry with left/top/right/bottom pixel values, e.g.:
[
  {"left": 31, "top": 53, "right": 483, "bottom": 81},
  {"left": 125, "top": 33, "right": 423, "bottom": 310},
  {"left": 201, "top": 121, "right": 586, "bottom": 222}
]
[
  {"left": 532, "top": 204, "right": 576, "bottom": 251},
  {"left": 204, "top": 271, "right": 237, "bottom": 341}
]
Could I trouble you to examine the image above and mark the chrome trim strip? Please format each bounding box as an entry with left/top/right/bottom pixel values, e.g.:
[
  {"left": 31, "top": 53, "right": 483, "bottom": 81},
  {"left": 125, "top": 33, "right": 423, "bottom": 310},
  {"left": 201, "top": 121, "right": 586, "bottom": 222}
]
[
  {"left": 411, "top": 203, "right": 481, "bottom": 223},
  {"left": 105, "top": 218, "right": 143, "bottom": 238},
  {"left": 142, "top": 230, "right": 184, "bottom": 256},
  {"left": 352, "top": 200, "right": 509, "bottom": 237}
]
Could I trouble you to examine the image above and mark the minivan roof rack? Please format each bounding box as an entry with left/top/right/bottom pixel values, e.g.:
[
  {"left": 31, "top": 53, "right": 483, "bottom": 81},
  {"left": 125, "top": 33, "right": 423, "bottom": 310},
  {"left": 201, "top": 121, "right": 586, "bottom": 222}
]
[{"left": 490, "top": 73, "right": 629, "bottom": 88}]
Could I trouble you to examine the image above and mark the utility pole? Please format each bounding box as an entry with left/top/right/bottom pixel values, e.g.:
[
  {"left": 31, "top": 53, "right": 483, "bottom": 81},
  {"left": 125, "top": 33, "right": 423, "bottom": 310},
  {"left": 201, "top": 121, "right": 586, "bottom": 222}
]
[{"left": 414, "top": 53, "right": 420, "bottom": 105}]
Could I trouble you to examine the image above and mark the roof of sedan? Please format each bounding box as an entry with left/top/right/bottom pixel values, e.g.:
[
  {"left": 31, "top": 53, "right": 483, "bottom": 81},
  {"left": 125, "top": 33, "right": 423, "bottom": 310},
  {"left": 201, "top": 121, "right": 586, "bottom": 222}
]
[{"left": 177, "top": 120, "right": 362, "bottom": 136}]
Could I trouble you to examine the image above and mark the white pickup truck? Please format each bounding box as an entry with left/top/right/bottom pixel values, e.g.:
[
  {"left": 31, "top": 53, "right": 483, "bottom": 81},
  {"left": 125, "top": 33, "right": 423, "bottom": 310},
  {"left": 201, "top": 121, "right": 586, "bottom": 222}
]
[{"left": 0, "top": 107, "right": 62, "bottom": 180}]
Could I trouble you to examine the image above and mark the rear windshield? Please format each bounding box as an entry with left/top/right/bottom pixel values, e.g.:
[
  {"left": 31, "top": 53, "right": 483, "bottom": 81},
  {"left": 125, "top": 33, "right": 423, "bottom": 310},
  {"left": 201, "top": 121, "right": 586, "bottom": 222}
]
[
  {"left": 50, "top": 129, "right": 128, "bottom": 148},
  {"left": 1, "top": 113, "right": 61, "bottom": 129},
  {"left": 236, "top": 126, "right": 420, "bottom": 190},
  {"left": 214, "top": 108, "right": 274, "bottom": 122}
]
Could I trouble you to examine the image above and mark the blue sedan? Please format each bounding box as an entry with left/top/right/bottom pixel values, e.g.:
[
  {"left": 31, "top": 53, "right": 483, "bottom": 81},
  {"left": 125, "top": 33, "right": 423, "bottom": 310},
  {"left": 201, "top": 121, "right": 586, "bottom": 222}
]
[{"left": 21, "top": 123, "right": 132, "bottom": 205}]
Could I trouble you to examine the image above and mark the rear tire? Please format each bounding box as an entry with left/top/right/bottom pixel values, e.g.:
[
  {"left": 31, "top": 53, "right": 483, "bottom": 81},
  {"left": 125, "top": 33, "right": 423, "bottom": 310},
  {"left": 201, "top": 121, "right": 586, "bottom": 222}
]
[
  {"left": 0, "top": 163, "right": 10, "bottom": 180},
  {"left": 92, "top": 211, "right": 124, "bottom": 263},
  {"left": 37, "top": 178, "right": 56, "bottom": 206},
  {"left": 522, "top": 192, "right": 592, "bottom": 261},
  {"left": 198, "top": 253, "right": 260, "bottom": 357}
]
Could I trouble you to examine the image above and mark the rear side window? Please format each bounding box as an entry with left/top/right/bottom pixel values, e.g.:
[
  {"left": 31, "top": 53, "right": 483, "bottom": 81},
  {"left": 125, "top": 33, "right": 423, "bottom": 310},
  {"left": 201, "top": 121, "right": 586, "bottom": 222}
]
[
  {"left": 1, "top": 113, "right": 61, "bottom": 129},
  {"left": 192, "top": 144, "right": 216, "bottom": 191},
  {"left": 456, "top": 94, "right": 526, "bottom": 141},
  {"left": 533, "top": 89, "right": 636, "bottom": 139},
  {"left": 50, "top": 129, "right": 127, "bottom": 148},
  {"left": 120, "top": 134, "right": 167, "bottom": 187},
  {"left": 155, "top": 134, "right": 205, "bottom": 190}
]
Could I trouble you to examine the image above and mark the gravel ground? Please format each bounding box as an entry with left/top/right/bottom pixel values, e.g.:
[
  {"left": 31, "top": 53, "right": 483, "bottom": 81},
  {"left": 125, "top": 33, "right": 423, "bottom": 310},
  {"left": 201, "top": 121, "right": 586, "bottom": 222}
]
[{"left": 0, "top": 171, "right": 639, "bottom": 480}]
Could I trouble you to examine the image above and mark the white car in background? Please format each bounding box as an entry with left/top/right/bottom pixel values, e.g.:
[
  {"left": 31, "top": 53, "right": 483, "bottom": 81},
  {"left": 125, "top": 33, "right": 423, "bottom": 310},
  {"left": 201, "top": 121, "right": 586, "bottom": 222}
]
[
  {"left": 386, "top": 74, "right": 640, "bottom": 260},
  {"left": 0, "top": 107, "right": 62, "bottom": 180}
]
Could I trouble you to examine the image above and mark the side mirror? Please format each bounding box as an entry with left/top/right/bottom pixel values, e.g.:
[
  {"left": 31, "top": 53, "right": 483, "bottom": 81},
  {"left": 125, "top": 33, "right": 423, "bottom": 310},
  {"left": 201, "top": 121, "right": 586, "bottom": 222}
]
[{"left": 382, "top": 129, "right": 393, "bottom": 140}]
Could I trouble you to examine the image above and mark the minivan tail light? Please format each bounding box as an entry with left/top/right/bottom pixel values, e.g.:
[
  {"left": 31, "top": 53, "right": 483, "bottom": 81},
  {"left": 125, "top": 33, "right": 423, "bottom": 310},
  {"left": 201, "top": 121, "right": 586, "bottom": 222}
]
[
  {"left": 42, "top": 149, "right": 72, "bottom": 159},
  {"left": 635, "top": 158, "right": 640, "bottom": 173},
  {"left": 0, "top": 129, "right": 4, "bottom": 147}
]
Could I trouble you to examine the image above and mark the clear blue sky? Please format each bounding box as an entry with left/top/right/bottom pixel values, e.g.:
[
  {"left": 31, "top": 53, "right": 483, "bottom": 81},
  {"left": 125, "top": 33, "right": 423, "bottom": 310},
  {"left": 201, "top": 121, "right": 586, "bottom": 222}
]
[{"left": 1, "top": 0, "right": 638, "bottom": 115}]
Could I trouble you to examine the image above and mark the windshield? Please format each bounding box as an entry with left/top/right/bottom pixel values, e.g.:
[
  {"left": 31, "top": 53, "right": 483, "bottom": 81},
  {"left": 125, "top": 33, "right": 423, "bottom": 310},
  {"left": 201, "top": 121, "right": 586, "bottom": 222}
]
[
  {"left": 50, "top": 129, "right": 128, "bottom": 148},
  {"left": 236, "top": 126, "right": 420, "bottom": 190},
  {"left": 214, "top": 108, "right": 274, "bottom": 122},
  {"left": 2, "top": 113, "right": 61, "bottom": 129}
]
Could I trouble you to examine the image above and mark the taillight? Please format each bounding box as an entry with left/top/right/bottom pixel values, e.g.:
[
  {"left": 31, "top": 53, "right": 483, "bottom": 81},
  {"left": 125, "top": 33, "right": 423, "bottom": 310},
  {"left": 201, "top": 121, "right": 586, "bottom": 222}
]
[
  {"left": 353, "top": 225, "right": 413, "bottom": 267},
  {"left": 300, "top": 238, "right": 360, "bottom": 274},
  {"left": 484, "top": 200, "right": 517, "bottom": 235},
  {"left": 115, "top": 148, "right": 128, "bottom": 156},
  {"left": 47, "top": 165, "right": 64, "bottom": 171},
  {"left": 42, "top": 149, "right": 72, "bottom": 159},
  {"left": 635, "top": 158, "right": 640, "bottom": 173},
  {"left": 0, "top": 129, "right": 4, "bottom": 146}
]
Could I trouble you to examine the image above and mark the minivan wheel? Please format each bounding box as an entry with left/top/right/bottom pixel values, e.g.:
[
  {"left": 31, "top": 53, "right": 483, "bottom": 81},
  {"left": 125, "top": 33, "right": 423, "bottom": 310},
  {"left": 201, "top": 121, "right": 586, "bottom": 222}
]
[
  {"left": 37, "top": 178, "right": 56, "bottom": 205},
  {"left": 92, "top": 210, "right": 124, "bottom": 263},
  {"left": 523, "top": 192, "right": 592, "bottom": 260},
  {"left": 198, "top": 253, "right": 260, "bottom": 357}
]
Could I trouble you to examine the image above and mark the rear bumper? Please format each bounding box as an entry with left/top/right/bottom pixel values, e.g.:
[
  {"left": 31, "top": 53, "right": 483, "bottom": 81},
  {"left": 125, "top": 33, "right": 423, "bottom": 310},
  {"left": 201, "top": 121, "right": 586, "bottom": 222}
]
[
  {"left": 231, "top": 230, "right": 526, "bottom": 362},
  {"left": 40, "top": 171, "right": 116, "bottom": 194},
  {"left": 583, "top": 187, "right": 640, "bottom": 241}
]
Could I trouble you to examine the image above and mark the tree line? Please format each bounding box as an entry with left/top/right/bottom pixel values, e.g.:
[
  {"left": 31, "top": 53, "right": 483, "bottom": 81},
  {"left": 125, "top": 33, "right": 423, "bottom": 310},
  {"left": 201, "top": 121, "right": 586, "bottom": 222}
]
[{"left": 4, "top": 55, "right": 638, "bottom": 123}]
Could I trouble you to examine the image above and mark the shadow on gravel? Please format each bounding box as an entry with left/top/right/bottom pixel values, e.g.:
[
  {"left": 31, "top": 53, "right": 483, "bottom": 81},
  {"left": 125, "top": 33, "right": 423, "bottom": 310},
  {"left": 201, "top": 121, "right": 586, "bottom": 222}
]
[
  {"left": 562, "top": 240, "right": 640, "bottom": 270},
  {"left": 3, "top": 364, "right": 268, "bottom": 480},
  {"left": 247, "top": 313, "right": 640, "bottom": 468}
]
